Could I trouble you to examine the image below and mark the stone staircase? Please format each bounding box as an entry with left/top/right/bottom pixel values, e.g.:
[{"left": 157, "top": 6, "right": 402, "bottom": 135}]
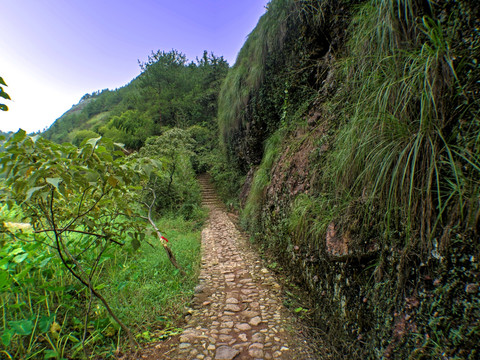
[{"left": 198, "top": 174, "right": 220, "bottom": 207}]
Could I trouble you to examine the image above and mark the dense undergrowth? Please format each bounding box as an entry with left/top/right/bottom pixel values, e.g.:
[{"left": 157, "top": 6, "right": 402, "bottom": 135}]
[
  {"left": 0, "top": 130, "right": 206, "bottom": 359},
  {"left": 0, "top": 203, "right": 203, "bottom": 359},
  {"left": 218, "top": 0, "right": 480, "bottom": 358}
]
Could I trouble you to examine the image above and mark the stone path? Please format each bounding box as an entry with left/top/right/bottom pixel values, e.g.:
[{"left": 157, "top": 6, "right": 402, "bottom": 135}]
[{"left": 139, "top": 175, "right": 318, "bottom": 359}]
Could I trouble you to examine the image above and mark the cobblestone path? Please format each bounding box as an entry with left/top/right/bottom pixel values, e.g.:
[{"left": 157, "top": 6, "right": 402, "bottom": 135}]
[{"left": 141, "top": 175, "right": 318, "bottom": 360}]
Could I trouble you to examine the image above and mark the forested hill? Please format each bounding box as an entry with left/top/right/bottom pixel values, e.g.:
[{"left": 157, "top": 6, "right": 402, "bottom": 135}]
[{"left": 43, "top": 50, "right": 228, "bottom": 149}]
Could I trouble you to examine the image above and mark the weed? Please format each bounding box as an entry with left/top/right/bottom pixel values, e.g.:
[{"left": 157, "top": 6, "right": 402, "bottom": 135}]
[{"left": 0, "top": 201, "right": 202, "bottom": 359}]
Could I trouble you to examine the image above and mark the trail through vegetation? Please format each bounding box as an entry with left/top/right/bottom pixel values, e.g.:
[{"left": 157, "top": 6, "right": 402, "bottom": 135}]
[
  {"left": 1, "top": 0, "right": 479, "bottom": 358},
  {"left": 136, "top": 175, "right": 319, "bottom": 360}
]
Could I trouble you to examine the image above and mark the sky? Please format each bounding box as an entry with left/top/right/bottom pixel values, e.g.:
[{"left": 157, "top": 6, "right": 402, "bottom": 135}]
[{"left": 0, "top": 0, "right": 269, "bottom": 133}]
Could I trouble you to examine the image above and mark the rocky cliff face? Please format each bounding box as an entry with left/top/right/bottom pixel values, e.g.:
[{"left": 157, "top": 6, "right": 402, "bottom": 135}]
[{"left": 219, "top": 0, "right": 480, "bottom": 358}]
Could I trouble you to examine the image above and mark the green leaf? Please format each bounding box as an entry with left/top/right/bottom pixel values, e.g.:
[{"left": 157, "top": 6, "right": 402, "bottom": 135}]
[
  {"left": 0, "top": 271, "right": 11, "bottom": 291},
  {"left": 1, "top": 328, "right": 15, "bottom": 346},
  {"left": 107, "top": 175, "right": 119, "bottom": 188},
  {"left": 0, "top": 90, "right": 11, "bottom": 100},
  {"left": 67, "top": 334, "right": 80, "bottom": 343},
  {"left": 44, "top": 285, "right": 67, "bottom": 292},
  {"left": 7, "top": 302, "right": 26, "bottom": 310},
  {"left": 95, "top": 145, "right": 107, "bottom": 154},
  {"left": 0, "top": 77, "right": 6, "bottom": 86},
  {"left": 12, "top": 129, "right": 26, "bottom": 141},
  {"left": 10, "top": 248, "right": 24, "bottom": 256},
  {"left": 86, "top": 137, "right": 102, "bottom": 148},
  {"left": 9, "top": 319, "right": 34, "bottom": 335},
  {"left": 0, "top": 104, "right": 8, "bottom": 111},
  {"left": 116, "top": 281, "right": 127, "bottom": 291},
  {"left": 95, "top": 284, "right": 106, "bottom": 290},
  {"left": 12, "top": 253, "right": 28, "bottom": 263},
  {"left": 25, "top": 185, "right": 46, "bottom": 201},
  {"left": 131, "top": 238, "right": 141, "bottom": 251},
  {"left": 46, "top": 177, "right": 62, "bottom": 190},
  {"left": 39, "top": 315, "right": 55, "bottom": 333},
  {"left": 14, "top": 266, "right": 32, "bottom": 281},
  {"left": 39, "top": 257, "right": 52, "bottom": 268},
  {"left": 86, "top": 170, "right": 100, "bottom": 183},
  {"left": 44, "top": 350, "right": 59, "bottom": 359}
]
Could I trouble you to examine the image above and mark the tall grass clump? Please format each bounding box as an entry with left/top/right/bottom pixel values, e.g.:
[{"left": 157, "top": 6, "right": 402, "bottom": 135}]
[
  {"left": 326, "top": 0, "right": 479, "bottom": 251},
  {"left": 241, "top": 130, "right": 285, "bottom": 232},
  {"left": 218, "top": 0, "right": 294, "bottom": 148}
]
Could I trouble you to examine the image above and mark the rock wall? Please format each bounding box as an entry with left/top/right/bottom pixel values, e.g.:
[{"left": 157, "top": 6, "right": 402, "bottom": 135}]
[{"left": 220, "top": 0, "right": 480, "bottom": 358}]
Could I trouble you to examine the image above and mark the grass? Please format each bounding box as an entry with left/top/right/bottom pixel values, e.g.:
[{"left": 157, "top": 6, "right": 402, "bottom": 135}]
[
  {"left": 103, "top": 214, "right": 202, "bottom": 335},
  {"left": 240, "top": 129, "right": 285, "bottom": 232},
  {"left": 86, "top": 111, "right": 110, "bottom": 127},
  {"left": 218, "top": 0, "right": 294, "bottom": 146},
  {"left": 319, "top": 0, "right": 480, "bottom": 250},
  {"left": 0, "top": 202, "right": 203, "bottom": 359}
]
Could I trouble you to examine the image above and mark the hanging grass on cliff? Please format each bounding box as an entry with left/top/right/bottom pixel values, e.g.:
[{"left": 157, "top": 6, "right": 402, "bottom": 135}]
[{"left": 225, "top": 0, "right": 480, "bottom": 358}]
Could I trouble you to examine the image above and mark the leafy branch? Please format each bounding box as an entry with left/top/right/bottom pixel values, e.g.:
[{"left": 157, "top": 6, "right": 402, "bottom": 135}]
[
  {"left": 0, "top": 76, "right": 11, "bottom": 111},
  {"left": 0, "top": 131, "right": 158, "bottom": 354}
]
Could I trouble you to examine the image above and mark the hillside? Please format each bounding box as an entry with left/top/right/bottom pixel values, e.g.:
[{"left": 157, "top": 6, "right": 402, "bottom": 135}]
[
  {"left": 43, "top": 50, "right": 229, "bottom": 150},
  {"left": 216, "top": 0, "right": 480, "bottom": 358}
]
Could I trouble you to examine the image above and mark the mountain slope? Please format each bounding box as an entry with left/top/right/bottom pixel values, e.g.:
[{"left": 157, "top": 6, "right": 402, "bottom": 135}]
[
  {"left": 43, "top": 50, "right": 228, "bottom": 149},
  {"left": 217, "top": 0, "right": 480, "bottom": 358}
]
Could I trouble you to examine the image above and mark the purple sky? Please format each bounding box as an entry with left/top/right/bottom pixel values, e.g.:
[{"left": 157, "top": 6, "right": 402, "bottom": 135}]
[{"left": 0, "top": 0, "right": 269, "bottom": 133}]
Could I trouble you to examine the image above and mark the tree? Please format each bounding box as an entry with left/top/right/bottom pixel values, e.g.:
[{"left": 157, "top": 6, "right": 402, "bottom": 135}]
[
  {"left": 72, "top": 129, "right": 100, "bottom": 146},
  {"left": 0, "top": 131, "right": 153, "bottom": 351},
  {"left": 110, "top": 110, "right": 153, "bottom": 149},
  {"left": 137, "top": 128, "right": 201, "bottom": 218},
  {"left": 140, "top": 128, "right": 194, "bottom": 193},
  {"left": 0, "top": 76, "right": 11, "bottom": 111},
  {"left": 138, "top": 50, "right": 188, "bottom": 98}
]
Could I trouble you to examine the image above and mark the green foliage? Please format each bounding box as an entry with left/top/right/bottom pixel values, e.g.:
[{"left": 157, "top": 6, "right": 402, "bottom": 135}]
[
  {"left": 0, "top": 205, "right": 203, "bottom": 359},
  {"left": 217, "top": 0, "right": 324, "bottom": 170},
  {"left": 225, "top": 0, "right": 480, "bottom": 358},
  {"left": 110, "top": 110, "right": 154, "bottom": 149},
  {"left": 71, "top": 130, "right": 100, "bottom": 147},
  {"left": 137, "top": 50, "right": 228, "bottom": 131},
  {"left": 44, "top": 50, "right": 228, "bottom": 151},
  {"left": 0, "top": 130, "right": 156, "bottom": 354},
  {"left": 218, "top": 0, "right": 294, "bottom": 162},
  {"left": 0, "top": 130, "right": 204, "bottom": 358},
  {"left": 241, "top": 129, "right": 284, "bottom": 231},
  {"left": 208, "top": 149, "right": 245, "bottom": 209},
  {"left": 187, "top": 125, "right": 217, "bottom": 173},
  {"left": 102, "top": 214, "right": 203, "bottom": 332},
  {"left": 326, "top": 0, "right": 480, "bottom": 247},
  {"left": 0, "top": 76, "right": 10, "bottom": 111},
  {"left": 136, "top": 128, "right": 202, "bottom": 218},
  {"left": 0, "top": 131, "right": 146, "bottom": 243}
]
